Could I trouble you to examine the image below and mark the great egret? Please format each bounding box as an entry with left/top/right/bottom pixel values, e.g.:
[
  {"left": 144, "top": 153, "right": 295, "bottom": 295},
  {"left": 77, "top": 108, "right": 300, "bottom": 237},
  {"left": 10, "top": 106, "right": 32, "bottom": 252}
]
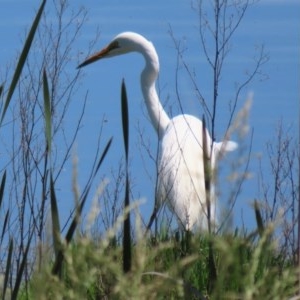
[{"left": 78, "top": 32, "right": 237, "bottom": 230}]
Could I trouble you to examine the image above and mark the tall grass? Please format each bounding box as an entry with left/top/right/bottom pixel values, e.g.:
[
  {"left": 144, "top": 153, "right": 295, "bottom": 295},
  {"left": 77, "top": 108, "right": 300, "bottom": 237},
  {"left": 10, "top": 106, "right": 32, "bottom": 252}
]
[{"left": 27, "top": 213, "right": 298, "bottom": 299}]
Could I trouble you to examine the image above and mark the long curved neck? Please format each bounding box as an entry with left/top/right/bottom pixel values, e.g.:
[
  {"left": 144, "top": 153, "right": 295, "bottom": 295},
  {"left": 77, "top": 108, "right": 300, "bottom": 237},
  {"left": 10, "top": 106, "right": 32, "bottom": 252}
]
[{"left": 139, "top": 42, "right": 170, "bottom": 139}]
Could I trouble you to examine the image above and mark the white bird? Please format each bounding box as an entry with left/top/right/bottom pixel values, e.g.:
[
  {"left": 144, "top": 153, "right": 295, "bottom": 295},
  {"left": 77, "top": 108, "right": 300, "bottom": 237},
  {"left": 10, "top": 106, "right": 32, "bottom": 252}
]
[{"left": 78, "top": 32, "right": 237, "bottom": 231}]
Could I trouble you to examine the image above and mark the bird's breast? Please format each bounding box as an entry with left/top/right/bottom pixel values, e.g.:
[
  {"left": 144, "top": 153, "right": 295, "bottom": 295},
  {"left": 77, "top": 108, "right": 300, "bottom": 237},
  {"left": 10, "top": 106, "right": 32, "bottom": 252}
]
[{"left": 158, "top": 115, "right": 207, "bottom": 183}]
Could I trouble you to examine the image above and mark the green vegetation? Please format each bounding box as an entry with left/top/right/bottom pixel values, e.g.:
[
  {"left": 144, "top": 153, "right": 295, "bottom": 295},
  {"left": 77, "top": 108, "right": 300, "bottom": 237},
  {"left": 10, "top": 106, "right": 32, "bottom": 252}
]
[{"left": 21, "top": 223, "right": 299, "bottom": 299}]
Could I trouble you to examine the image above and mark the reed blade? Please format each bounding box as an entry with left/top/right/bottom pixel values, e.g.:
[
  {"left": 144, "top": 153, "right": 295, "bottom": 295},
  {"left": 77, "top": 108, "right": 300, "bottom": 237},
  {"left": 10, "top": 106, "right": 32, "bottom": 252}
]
[
  {"left": 121, "top": 80, "right": 131, "bottom": 273},
  {"left": 0, "top": 0, "right": 46, "bottom": 125}
]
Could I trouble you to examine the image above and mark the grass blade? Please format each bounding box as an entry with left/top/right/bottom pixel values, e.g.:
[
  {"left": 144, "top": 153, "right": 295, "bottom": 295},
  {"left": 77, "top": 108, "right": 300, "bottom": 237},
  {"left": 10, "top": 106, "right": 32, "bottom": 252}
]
[
  {"left": 66, "top": 138, "right": 112, "bottom": 244},
  {"left": 123, "top": 175, "right": 131, "bottom": 273},
  {"left": 121, "top": 80, "right": 131, "bottom": 273},
  {"left": 52, "top": 197, "right": 87, "bottom": 276},
  {"left": 1, "top": 210, "right": 9, "bottom": 245},
  {"left": 3, "top": 238, "right": 13, "bottom": 300},
  {"left": 43, "top": 68, "right": 52, "bottom": 152},
  {"left": 0, "top": 171, "right": 8, "bottom": 245},
  {"left": 254, "top": 199, "right": 264, "bottom": 237},
  {"left": 52, "top": 138, "right": 112, "bottom": 276},
  {"left": 0, "top": 170, "right": 6, "bottom": 209},
  {"left": 94, "top": 137, "right": 113, "bottom": 176},
  {"left": 12, "top": 232, "right": 33, "bottom": 299},
  {"left": 0, "top": 0, "right": 46, "bottom": 126},
  {"left": 50, "top": 172, "right": 61, "bottom": 257},
  {"left": 121, "top": 79, "right": 129, "bottom": 161}
]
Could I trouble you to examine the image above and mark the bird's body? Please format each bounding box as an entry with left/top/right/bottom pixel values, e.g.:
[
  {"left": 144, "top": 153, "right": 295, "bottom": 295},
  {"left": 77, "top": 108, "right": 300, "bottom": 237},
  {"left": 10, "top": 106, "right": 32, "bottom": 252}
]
[
  {"left": 78, "top": 32, "right": 237, "bottom": 230},
  {"left": 157, "top": 114, "right": 214, "bottom": 229}
]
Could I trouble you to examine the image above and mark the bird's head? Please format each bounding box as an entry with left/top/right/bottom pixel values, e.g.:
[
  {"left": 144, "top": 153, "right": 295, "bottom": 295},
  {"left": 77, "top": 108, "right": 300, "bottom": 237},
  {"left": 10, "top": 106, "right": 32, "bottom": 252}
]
[{"left": 77, "top": 32, "right": 152, "bottom": 69}]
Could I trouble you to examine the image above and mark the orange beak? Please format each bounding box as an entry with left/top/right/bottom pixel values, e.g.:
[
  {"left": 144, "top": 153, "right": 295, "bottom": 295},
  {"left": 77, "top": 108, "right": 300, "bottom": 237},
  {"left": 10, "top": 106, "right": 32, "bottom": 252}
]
[
  {"left": 77, "top": 40, "right": 119, "bottom": 69},
  {"left": 77, "top": 46, "right": 110, "bottom": 69}
]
